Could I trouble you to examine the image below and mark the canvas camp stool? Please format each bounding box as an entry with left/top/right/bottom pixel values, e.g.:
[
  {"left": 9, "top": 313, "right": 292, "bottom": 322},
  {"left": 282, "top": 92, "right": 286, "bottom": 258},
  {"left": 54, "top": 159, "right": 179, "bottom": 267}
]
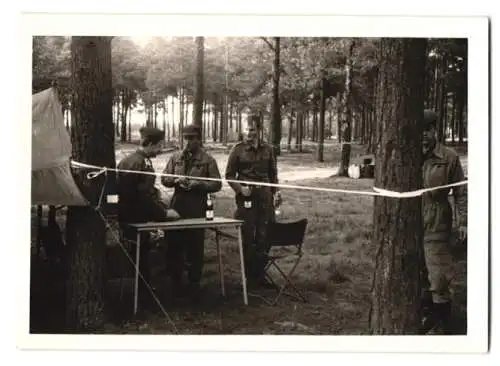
[{"left": 262, "top": 218, "right": 308, "bottom": 306}]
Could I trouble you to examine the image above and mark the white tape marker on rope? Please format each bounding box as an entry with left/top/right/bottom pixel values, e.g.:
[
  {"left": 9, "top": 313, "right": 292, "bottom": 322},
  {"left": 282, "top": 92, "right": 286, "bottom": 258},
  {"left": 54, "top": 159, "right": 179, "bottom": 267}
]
[{"left": 70, "top": 160, "right": 467, "bottom": 199}]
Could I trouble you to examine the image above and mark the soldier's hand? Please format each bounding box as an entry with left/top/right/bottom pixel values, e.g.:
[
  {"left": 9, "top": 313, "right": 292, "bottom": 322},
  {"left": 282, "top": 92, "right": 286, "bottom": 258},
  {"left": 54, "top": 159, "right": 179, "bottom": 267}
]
[
  {"left": 240, "top": 186, "right": 252, "bottom": 197},
  {"left": 185, "top": 179, "right": 204, "bottom": 190},
  {"left": 175, "top": 177, "right": 189, "bottom": 188},
  {"left": 458, "top": 225, "right": 467, "bottom": 241},
  {"left": 274, "top": 191, "right": 282, "bottom": 206}
]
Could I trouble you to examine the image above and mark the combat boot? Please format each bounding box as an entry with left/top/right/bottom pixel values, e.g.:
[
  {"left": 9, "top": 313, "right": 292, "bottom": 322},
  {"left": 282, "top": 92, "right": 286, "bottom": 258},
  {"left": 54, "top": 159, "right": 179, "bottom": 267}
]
[{"left": 419, "top": 301, "right": 452, "bottom": 335}]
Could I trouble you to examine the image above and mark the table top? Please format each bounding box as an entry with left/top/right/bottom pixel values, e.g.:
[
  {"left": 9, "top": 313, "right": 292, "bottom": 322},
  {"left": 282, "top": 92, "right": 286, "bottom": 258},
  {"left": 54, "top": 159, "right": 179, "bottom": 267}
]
[{"left": 127, "top": 217, "right": 244, "bottom": 231}]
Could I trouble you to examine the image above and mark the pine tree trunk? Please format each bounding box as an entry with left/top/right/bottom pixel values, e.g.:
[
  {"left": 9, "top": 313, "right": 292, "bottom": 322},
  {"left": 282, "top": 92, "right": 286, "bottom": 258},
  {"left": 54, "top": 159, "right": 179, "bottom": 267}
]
[
  {"left": 439, "top": 82, "right": 447, "bottom": 143},
  {"left": 163, "top": 99, "right": 167, "bottom": 142},
  {"left": 295, "top": 111, "right": 302, "bottom": 152},
  {"left": 312, "top": 103, "right": 318, "bottom": 142},
  {"left": 221, "top": 98, "right": 227, "bottom": 145},
  {"left": 193, "top": 37, "right": 204, "bottom": 136},
  {"left": 328, "top": 103, "right": 333, "bottom": 138},
  {"left": 127, "top": 108, "right": 131, "bottom": 142},
  {"left": 67, "top": 36, "right": 115, "bottom": 332},
  {"left": 338, "top": 40, "right": 356, "bottom": 176},
  {"left": 271, "top": 37, "right": 282, "bottom": 156},
  {"left": 115, "top": 92, "right": 120, "bottom": 137},
  {"left": 368, "top": 38, "right": 427, "bottom": 335},
  {"left": 336, "top": 92, "right": 342, "bottom": 143},
  {"left": 154, "top": 102, "right": 158, "bottom": 128},
  {"left": 120, "top": 90, "right": 128, "bottom": 143},
  {"left": 179, "top": 89, "right": 185, "bottom": 149},
  {"left": 228, "top": 101, "right": 234, "bottom": 137},
  {"left": 287, "top": 109, "right": 294, "bottom": 152},
  {"left": 237, "top": 108, "right": 242, "bottom": 134},
  {"left": 120, "top": 104, "right": 128, "bottom": 143},
  {"left": 213, "top": 100, "right": 218, "bottom": 142},
  {"left": 317, "top": 77, "right": 327, "bottom": 162},
  {"left": 457, "top": 89, "right": 465, "bottom": 144},
  {"left": 304, "top": 111, "right": 309, "bottom": 140},
  {"left": 202, "top": 101, "right": 207, "bottom": 143},
  {"left": 451, "top": 93, "right": 456, "bottom": 143},
  {"left": 171, "top": 96, "right": 176, "bottom": 139}
]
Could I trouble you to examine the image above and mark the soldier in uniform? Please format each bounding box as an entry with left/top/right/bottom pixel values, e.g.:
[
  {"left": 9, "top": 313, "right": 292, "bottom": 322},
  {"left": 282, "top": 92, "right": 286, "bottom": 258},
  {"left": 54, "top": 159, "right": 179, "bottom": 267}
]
[
  {"left": 161, "top": 124, "right": 222, "bottom": 300},
  {"left": 116, "top": 126, "right": 179, "bottom": 306},
  {"left": 419, "top": 109, "right": 467, "bottom": 334},
  {"left": 225, "top": 115, "right": 282, "bottom": 288}
]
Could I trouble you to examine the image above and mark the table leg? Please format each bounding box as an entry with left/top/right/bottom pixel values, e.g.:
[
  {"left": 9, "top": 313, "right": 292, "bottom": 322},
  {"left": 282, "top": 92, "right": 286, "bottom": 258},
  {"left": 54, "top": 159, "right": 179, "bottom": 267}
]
[
  {"left": 237, "top": 225, "right": 248, "bottom": 305},
  {"left": 134, "top": 231, "right": 141, "bottom": 315},
  {"left": 215, "top": 230, "right": 226, "bottom": 298}
]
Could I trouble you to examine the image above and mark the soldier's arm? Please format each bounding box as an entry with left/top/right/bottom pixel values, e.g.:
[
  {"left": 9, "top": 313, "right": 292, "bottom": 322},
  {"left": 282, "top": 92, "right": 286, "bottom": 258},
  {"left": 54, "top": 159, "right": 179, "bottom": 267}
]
[
  {"left": 203, "top": 156, "right": 223, "bottom": 193},
  {"left": 451, "top": 154, "right": 467, "bottom": 227},
  {"left": 133, "top": 160, "right": 157, "bottom": 200},
  {"left": 225, "top": 146, "right": 243, "bottom": 194},
  {"left": 116, "top": 160, "right": 133, "bottom": 193},
  {"left": 161, "top": 156, "right": 177, "bottom": 188},
  {"left": 133, "top": 160, "right": 168, "bottom": 221},
  {"left": 268, "top": 146, "right": 279, "bottom": 194}
]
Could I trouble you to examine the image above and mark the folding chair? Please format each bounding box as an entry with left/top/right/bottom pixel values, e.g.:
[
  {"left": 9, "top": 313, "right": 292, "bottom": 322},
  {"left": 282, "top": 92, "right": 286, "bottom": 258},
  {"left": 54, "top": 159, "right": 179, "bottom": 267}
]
[{"left": 263, "top": 218, "right": 308, "bottom": 305}]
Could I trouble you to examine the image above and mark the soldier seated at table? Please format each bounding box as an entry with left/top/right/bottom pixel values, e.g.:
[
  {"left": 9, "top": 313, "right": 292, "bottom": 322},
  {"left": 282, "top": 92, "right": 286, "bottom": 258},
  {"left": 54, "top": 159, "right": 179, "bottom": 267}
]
[
  {"left": 116, "top": 126, "right": 179, "bottom": 307},
  {"left": 161, "top": 124, "right": 223, "bottom": 302}
]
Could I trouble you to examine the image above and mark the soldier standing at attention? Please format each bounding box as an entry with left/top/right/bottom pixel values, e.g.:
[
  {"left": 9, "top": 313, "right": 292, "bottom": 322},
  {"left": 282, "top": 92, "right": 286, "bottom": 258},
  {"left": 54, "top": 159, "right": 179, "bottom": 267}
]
[
  {"left": 116, "top": 127, "right": 179, "bottom": 307},
  {"left": 419, "top": 109, "right": 467, "bottom": 335},
  {"left": 225, "top": 115, "right": 282, "bottom": 288},
  {"left": 161, "top": 124, "right": 222, "bottom": 301}
]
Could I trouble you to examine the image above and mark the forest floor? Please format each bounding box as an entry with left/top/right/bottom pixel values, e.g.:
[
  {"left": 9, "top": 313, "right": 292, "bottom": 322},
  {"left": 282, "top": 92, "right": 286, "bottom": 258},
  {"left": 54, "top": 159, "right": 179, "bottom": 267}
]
[{"left": 29, "top": 142, "right": 468, "bottom": 335}]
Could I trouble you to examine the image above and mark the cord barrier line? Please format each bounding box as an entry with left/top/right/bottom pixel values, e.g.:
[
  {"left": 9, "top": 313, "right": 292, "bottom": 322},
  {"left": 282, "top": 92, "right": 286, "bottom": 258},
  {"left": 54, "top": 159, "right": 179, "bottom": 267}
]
[{"left": 70, "top": 160, "right": 467, "bottom": 199}]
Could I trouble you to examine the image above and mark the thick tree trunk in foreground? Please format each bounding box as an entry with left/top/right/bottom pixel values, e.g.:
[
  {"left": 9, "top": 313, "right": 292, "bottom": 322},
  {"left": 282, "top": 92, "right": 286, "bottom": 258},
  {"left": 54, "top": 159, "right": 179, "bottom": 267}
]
[
  {"left": 368, "top": 38, "right": 427, "bottom": 335},
  {"left": 67, "top": 36, "right": 115, "bottom": 332}
]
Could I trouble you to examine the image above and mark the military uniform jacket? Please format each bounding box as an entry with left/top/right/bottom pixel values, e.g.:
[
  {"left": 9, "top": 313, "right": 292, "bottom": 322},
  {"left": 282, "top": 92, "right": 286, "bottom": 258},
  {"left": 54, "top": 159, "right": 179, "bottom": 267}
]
[
  {"left": 422, "top": 143, "right": 467, "bottom": 240},
  {"left": 225, "top": 140, "right": 279, "bottom": 194},
  {"left": 116, "top": 150, "right": 165, "bottom": 224},
  {"left": 161, "top": 148, "right": 222, "bottom": 218}
]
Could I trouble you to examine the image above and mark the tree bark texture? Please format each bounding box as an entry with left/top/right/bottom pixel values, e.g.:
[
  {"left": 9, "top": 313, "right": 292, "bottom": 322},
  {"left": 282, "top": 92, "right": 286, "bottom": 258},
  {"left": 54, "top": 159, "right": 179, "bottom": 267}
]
[
  {"left": 193, "top": 37, "right": 205, "bottom": 140},
  {"left": 67, "top": 36, "right": 115, "bottom": 332},
  {"left": 338, "top": 40, "right": 355, "bottom": 176},
  {"left": 271, "top": 37, "right": 282, "bottom": 155},
  {"left": 317, "top": 77, "right": 327, "bottom": 162},
  {"left": 368, "top": 38, "right": 427, "bottom": 335}
]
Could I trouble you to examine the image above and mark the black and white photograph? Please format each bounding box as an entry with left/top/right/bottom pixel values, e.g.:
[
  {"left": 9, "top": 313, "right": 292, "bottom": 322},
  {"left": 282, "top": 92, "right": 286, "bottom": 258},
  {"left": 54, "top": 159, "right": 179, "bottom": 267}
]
[{"left": 17, "top": 10, "right": 489, "bottom": 355}]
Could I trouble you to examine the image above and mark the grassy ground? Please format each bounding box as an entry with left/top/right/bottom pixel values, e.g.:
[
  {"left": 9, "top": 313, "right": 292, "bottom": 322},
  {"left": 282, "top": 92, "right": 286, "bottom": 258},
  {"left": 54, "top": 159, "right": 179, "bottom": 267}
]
[{"left": 30, "top": 142, "right": 468, "bottom": 335}]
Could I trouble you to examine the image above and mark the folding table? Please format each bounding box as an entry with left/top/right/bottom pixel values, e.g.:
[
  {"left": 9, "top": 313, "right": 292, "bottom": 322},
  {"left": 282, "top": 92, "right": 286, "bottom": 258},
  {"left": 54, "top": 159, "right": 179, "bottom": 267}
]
[{"left": 127, "top": 217, "right": 246, "bottom": 314}]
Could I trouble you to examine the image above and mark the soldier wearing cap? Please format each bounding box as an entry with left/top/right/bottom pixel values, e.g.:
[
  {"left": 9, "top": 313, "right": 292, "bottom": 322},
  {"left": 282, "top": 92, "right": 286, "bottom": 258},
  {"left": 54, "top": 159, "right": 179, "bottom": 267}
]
[
  {"left": 117, "top": 126, "right": 179, "bottom": 306},
  {"left": 161, "top": 124, "right": 222, "bottom": 301},
  {"left": 225, "top": 114, "right": 282, "bottom": 288},
  {"left": 418, "top": 109, "right": 467, "bottom": 334}
]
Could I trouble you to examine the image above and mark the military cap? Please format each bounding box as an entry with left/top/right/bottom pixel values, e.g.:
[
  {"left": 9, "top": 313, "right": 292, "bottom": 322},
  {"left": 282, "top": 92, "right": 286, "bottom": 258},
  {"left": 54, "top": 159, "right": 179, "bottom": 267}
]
[
  {"left": 247, "top": 114, "right": 262, "bottom": 129},
  {"left": 182, "top": 124, "right": 201, "bottom": 137},
  {"left": 139, "top": 126, "right": 165, "bottom": 144},
  {"left": 423, "top": 109, "right": 438, "bottom": 129}
]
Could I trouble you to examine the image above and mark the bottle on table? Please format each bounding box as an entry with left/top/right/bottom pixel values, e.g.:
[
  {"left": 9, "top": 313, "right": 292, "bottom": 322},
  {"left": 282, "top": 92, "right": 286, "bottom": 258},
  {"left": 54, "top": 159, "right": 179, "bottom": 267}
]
[
  {"left": 274, "top": 192, "right": 282, "bottom": 217},
  {"left": 243, "top": 184, "right": 252, "bottom": 209},
  {"left": 206, "top": 193, "right": 214, "bottom": 221}
]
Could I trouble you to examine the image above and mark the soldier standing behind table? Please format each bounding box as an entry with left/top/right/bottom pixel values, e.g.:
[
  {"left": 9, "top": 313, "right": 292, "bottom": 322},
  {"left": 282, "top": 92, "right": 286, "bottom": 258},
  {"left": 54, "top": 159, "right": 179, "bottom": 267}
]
[
  {"left": 418, "top": 109, "right": 467, "bottom": 335},
  {"left": 225, "top": 115, "right": 282, "bottom": 289},
  {"left": 116, "top": 127, "right": 179, "bottom": 307},
  {"left": 161, "top": 124, "right": 222, "bottom": 302}
]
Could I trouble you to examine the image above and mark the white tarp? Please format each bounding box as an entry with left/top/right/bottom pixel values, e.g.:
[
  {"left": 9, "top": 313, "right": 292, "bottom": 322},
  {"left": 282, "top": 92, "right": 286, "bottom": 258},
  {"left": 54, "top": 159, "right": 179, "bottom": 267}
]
[{"left": 31, "top": 87, "right": 88, "bottom": 206}]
